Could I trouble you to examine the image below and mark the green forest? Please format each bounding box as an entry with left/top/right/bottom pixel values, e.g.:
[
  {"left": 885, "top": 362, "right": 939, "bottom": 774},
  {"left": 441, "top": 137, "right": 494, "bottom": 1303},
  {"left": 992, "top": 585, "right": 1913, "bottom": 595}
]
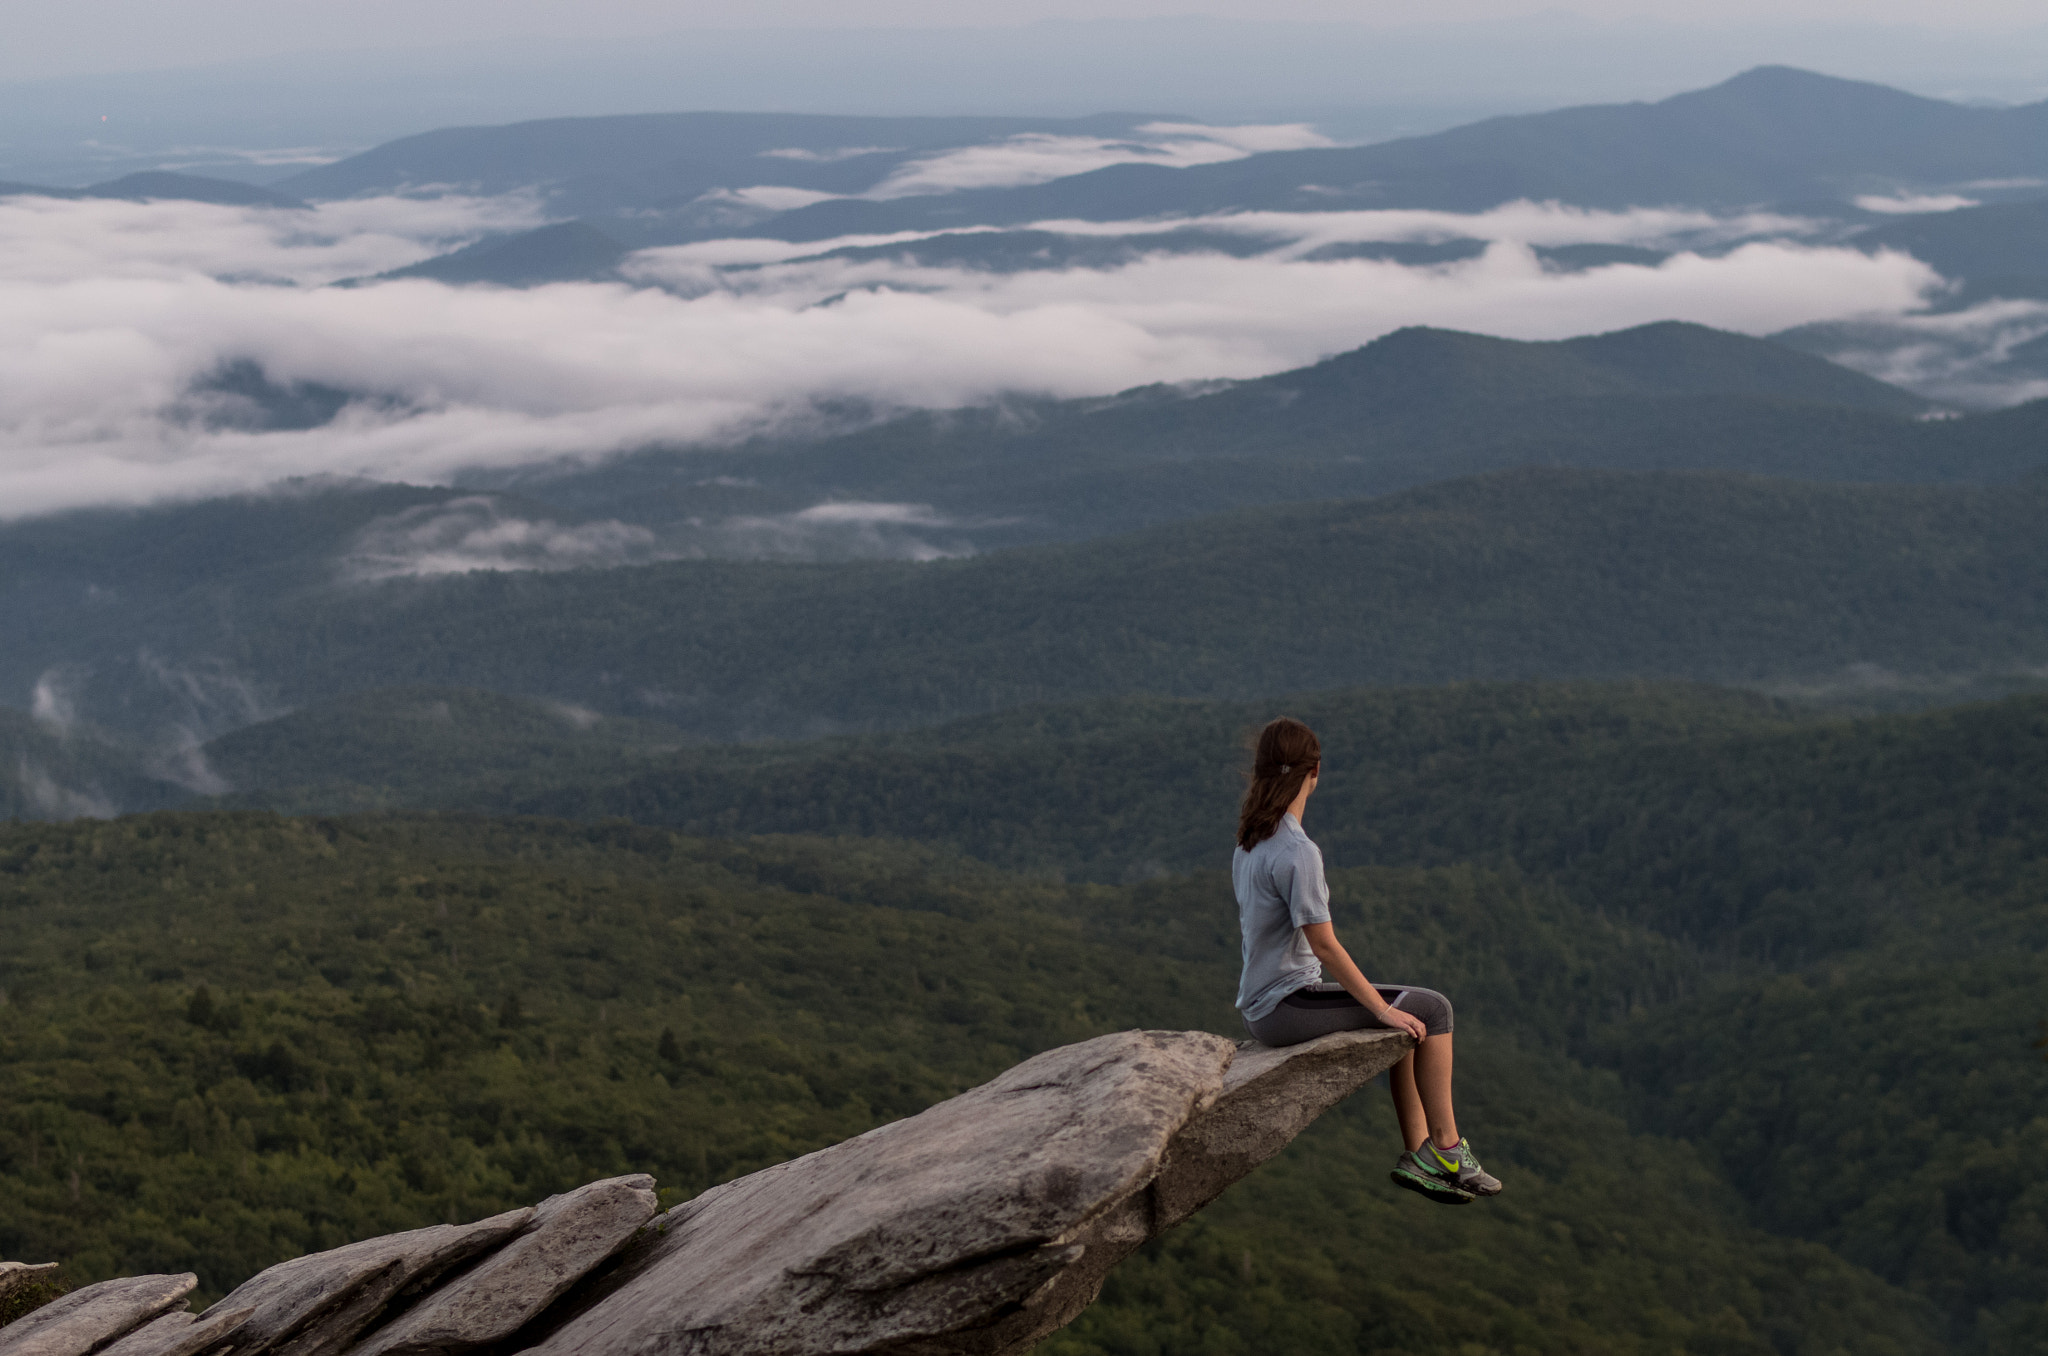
[
  {"left": 7, "top": 468, "right": 2048, "bottom": 762},
  {"left": 4, "top": 680, "right": 2046, "bottom": 1353}
]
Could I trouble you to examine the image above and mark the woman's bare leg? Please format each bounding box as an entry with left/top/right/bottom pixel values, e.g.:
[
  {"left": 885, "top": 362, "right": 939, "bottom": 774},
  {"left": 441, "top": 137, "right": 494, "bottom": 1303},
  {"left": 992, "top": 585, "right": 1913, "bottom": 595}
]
[
  {"left": 1388, "top": 1051, "right": 1428, "bottom": 1151},
  {"left": 1390, "top": 1037, "right": 1459, "bottom": 1150},
  {"left": 1416, "top": 1034, "right": 1459, "bottom": 1148}
]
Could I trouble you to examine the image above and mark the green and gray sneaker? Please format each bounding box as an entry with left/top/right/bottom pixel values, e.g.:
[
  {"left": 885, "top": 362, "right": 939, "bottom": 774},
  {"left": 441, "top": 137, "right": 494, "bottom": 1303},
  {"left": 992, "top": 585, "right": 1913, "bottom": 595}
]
[
  {"left": 1389, "top": 1149, "right": 1475, "bottom": 1205},
  {"left": 1420, "top": 1137, "right": 1503, "bottom": 1197}
]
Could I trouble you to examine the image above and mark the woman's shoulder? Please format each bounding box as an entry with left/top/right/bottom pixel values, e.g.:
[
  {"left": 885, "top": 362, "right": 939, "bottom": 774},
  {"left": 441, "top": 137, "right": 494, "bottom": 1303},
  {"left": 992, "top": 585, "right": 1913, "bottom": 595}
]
[
  {"left": 1276, "top": 814, "right": 1319, "bottom": 849},
  {"left": 1241, "top": 817, "right": 1319, "bottom": 863}
]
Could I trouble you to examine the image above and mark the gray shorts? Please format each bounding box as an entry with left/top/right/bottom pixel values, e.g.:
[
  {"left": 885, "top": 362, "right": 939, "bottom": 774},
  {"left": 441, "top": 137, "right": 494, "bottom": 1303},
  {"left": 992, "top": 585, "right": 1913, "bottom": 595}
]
[{"left": 1242, "top": 982, "right": 1454, "bottom": 1048}]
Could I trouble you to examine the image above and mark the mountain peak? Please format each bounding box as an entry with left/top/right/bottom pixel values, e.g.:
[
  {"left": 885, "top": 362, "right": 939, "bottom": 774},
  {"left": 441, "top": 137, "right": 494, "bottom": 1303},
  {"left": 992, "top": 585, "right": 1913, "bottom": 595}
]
[{"left": 1673, "top": 64, "right": 1975, "bottom": 119}]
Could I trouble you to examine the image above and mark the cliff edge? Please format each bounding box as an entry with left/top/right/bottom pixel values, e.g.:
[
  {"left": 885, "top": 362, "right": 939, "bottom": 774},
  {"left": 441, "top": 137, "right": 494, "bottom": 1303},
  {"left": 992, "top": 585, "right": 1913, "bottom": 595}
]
[{"left": 0, "top": 1028, "right": 1410, "bottom": 1356}]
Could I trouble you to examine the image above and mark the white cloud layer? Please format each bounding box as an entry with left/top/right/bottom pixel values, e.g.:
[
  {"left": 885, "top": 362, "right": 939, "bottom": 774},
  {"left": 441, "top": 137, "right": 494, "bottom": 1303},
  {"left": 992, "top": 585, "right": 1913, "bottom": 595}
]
[
  {"left": 1788, "top": 298, "right": 2048, "bottom": 409},
  {"left": 0, "top": 191, "right": 1961, "bottom": 519},
  {"left": 1853, "top": 192, "right": 1979, "bottom": 214},
  {"left": 346, "top": 496, "right": 670, "bottom": 578},
  {"left": 865, "top": 122, "right": 1335, "bottom": 197}
]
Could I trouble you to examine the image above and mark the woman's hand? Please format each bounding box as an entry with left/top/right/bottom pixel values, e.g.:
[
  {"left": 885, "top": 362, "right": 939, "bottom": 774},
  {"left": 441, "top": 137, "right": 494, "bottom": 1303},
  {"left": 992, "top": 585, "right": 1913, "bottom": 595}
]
[
  {"left": 1300, "top": 922, "right": 1431, "bottom": 1043},
  {"left": 1378, "top": 1006, "right": 1428, "bottom": 1042}
]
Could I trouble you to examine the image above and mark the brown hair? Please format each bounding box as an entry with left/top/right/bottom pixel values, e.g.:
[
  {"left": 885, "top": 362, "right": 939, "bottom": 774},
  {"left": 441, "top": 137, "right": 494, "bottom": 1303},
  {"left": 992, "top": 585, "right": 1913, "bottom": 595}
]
[{"left": 1236, "top": 717, "right": 1322, "bottom": 850}]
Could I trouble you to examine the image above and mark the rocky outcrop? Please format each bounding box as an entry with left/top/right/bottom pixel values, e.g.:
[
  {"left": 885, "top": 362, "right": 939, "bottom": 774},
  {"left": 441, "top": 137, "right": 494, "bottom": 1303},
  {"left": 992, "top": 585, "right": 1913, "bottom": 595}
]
[
  {"left": 202, "top": 1212, "right": 533, "bottom": 1356},
  {"left": 0, "top": 1027, "right": 1408, "bottom": 1356},
  {"left": 0, "top": 1275, "right": 197, "bottom": 1356},
  {"left": 346, "top": 1177, "right": 658, "bottom": 1356},
  {"left": 97, "top": 1306, "right": 253, "bottom": 1356}
]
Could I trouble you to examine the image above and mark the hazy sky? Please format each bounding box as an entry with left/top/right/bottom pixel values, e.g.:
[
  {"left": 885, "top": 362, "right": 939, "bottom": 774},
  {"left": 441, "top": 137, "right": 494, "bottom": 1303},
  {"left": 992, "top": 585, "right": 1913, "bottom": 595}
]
[{"left": 8, "top": 1, "right": 2046, "bottom": 80}]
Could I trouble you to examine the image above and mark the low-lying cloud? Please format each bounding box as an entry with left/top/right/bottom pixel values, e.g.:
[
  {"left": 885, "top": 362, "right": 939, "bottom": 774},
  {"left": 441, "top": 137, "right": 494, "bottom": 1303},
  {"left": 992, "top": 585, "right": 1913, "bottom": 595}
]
[
  {"left": 712, "top": 501, "right": 974, "bottom": 562},
  {"left": 346, "top": 496, "right": 670, "bottom": 578},
  {"left": 0, "top": 190, "right": 1966, "bottom": 519},
  {"left": 1779, "top": 298, "right": 2048, "bottom": 409},
  {"left": 865, "top": 122, "right": 1334, "bottom": 198},
  {"left": 345, "top": 496, "right": 978, "bottom": 575},
  {"left": 15, "top": 757, "right": 116, "bottom": 819},
  {"left": 1854, "top": 192, "right": 1978, "bottom": 215}
]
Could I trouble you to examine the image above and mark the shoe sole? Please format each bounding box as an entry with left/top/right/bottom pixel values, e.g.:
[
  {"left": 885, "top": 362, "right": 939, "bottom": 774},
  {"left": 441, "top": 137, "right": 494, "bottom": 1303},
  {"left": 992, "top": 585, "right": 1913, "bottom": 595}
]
[{"left": 1390, "top": 1166, "right": 1475, "bottom": 1205}]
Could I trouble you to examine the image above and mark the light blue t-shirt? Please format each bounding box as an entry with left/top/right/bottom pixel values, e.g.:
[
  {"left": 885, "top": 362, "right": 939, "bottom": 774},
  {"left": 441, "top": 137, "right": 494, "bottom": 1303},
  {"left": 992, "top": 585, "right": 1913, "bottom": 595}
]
[{"left": 1233, "top": 814, "right": 1331, "bottom": 1021}]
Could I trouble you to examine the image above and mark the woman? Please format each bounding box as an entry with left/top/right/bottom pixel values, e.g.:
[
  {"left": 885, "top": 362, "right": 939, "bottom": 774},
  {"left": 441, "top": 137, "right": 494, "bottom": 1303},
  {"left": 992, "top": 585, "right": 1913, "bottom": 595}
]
[{"left": 1233, "top": 716, "right": 1502, "bottom": 1205}]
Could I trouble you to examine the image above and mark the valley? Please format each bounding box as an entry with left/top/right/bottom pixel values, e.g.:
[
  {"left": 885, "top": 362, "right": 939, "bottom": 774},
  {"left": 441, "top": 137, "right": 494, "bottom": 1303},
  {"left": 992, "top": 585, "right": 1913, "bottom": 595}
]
[{"left": 4, "top": 50, "right": 2048, "bottom": 1356}]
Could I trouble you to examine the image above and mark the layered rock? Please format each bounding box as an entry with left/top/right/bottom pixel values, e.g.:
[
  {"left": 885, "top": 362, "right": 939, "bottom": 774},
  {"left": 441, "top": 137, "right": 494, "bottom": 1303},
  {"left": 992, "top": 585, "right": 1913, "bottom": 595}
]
[
  {"left": 201, "top": 1211, "right": 533, "bottom": 1356},
  {"left": 97, "top": 1306, "right": 254, "bottom": 1356},
  {"left": 0, "top": 1275, "right": 197, "bottom": 1356},
  {"left": 346, "top": 1177, "right": 658, "bottom": 1356},
  {"left": 1, "top": 1027, "right": 1408, "bottom": 1356}
]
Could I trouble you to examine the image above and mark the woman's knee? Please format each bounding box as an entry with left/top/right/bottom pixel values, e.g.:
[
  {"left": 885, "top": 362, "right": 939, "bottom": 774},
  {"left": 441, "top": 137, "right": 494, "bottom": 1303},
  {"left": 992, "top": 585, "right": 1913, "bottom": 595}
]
[{"left": 1402, "top": 987, "right": 1455, "bottom": 1037}]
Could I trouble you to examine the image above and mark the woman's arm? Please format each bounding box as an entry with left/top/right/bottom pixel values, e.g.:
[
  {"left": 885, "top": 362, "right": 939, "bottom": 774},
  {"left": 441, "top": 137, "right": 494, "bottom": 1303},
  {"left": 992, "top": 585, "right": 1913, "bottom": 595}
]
[{"left": 1301, "top": 921, "right": 1429, "bottom": 1042}]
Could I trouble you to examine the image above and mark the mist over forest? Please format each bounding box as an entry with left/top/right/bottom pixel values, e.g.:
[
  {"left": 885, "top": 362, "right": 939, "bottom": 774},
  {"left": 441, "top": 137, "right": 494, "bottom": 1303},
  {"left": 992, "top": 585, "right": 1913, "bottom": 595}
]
[{"left": 4, "top": 20, "right": 2048, "bottom": 1356}]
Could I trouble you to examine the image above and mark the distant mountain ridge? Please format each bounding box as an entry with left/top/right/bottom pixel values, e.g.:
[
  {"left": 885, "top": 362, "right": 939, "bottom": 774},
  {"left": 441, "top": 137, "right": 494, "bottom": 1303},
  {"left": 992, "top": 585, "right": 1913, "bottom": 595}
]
[
  {"left": 522, "top": 320, "right": 2031, "bottom": 546},
  {"left": 6, "top": 321, "right": 2036, "bottom": 679},
  {"left": 0, "top": 170, "right": 305, "bottom": 208},
  {"left": 7, "top": 320, "right": 2042, "bottom": 756},
  {"left": 282, "top": 67, "right": 2048, "bottom": 261},
  {"left": 275, "top": 111, "right": 1171, "bottom": 218},
  {"left": 739, "top": 67, "right": 2048, "bottom": 243}
]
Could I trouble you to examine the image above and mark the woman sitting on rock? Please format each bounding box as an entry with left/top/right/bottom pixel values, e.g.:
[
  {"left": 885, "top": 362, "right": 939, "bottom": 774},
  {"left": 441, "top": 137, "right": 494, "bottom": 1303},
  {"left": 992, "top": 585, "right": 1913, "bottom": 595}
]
[{"left": 1233, "top": 716, "right": 1502, "bottom": 1205}]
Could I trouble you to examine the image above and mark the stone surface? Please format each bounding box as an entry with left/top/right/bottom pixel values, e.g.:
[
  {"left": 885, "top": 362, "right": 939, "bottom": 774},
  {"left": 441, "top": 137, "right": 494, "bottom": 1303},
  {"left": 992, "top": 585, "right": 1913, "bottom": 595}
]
[
  {"left": 97, "top": 1306, "right": 253, "bottom": 1356},
  {"left": 203, "top": 1212, "right": 532, "bottom": 1356},
  {"left": 953, "top": 1027, "right": 1414, "bottom": 1356},
  {"left": 347, "top": 1176, "right": 658, "bottom": 1356},
  {"left": 22, "top": 1025, "right": 1401, "bottom": 1356},
  {"left": 0, "top": 1274, "right": 196, "bottom": 1356},
  {"left": 518, "top": 1030, "right": 1241, "bottom": 1356}
]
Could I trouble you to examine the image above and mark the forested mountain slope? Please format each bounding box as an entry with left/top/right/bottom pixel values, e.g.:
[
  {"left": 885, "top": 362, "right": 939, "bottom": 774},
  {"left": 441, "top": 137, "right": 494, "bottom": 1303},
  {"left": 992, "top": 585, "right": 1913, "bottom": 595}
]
[
  {"left": 154, "top": 471, "right": 2048, "bottom": 736},
  {"left": 0, "top": 813, "right": 1949, "bottom": 1355},
  {"left": 190, "top": 680, "right": 2048, "bottom": 1348},
  {"left": 534, "top": 321, "right": 1990, "bottom": 543},
  {"left": 9, "top": 467, "right": 2048, "bottom": 770}
]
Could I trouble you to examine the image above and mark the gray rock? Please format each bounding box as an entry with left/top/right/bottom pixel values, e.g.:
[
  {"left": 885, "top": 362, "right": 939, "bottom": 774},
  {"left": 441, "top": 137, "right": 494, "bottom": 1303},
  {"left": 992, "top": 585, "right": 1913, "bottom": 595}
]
[
  {"left": 0, "top": 1274, "right": 196, "bottom": 1356},
  {"left": 33, "top": 1025, "right": 1403, "bottom": 1356},
  {"left": 515, "top": 1026, "right": 1408, "bottom": 1356},
  {"left": 957, "top": 1027, "right": 1414, "bottom": 1356},
  {"left": 347, "top": 1177, "right": 658, "bottom": 1356},
  {"left": 97, "top": 1306, "right": 253, "bottom": 1356},
  {"left": 203, "top": 1211, "right": 532, "bottom": 1356},
  {"left": 517, "top": 1030, "right": 1243, "bottom": 1356}
]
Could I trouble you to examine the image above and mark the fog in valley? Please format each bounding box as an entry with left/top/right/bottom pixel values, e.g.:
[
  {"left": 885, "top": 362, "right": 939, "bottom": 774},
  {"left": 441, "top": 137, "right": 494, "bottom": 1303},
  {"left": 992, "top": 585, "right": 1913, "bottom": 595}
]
[
  {"left": 6, "top": 9, "right": 2048, "bottom": 1356},
  {"left": 0, "top": 187, "right": 1963, "bottom": 516}
]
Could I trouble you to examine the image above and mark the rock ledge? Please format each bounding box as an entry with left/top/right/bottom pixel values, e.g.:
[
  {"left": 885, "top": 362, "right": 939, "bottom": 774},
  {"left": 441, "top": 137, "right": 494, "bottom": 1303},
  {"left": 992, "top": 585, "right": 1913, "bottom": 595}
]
[{"left": 0, "top": 1028, "right": 1407, "bottom": 1356}]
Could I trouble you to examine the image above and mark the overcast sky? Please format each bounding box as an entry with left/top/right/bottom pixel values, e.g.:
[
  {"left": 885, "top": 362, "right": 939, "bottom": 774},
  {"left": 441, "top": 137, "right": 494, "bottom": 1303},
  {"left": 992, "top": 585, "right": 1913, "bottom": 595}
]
[{"left": 7, "top": 1, "right": 2046, "bottom": 81}]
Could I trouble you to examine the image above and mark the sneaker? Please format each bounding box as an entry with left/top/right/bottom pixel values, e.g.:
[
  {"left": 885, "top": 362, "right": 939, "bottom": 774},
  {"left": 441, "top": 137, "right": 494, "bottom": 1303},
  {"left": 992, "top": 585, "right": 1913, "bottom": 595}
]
[
  {"left": 1420, "top": 1137, "right": 1503, "bottom": 1197},
  {"left": 1389, "top": 1150, "right": 1475, "bottom": 1205}
]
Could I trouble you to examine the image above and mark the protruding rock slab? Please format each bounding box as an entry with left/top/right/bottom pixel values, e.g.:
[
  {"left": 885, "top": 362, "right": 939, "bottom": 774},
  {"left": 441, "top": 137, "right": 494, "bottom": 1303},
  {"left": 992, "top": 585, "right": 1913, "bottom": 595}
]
[
  {"left": 19, "top": 1026, "right": 1406, "bottom": 1356},
  {"left": 203, "top": 1211, "right": 532, "bottom": 1356},
  {"left": 98, "top": 1306, "right": 253, "bottom": 1356},
  {"left": 520, "top": 1030, "right": 1240, "bottom": 1356},
  {"left": 348, "top": 1176, "right": 658, "bottom": 1356},
  {"left": 958, "top": 1027, "right": 1414, "bottom": 1356},
  {"left": 0, "top": 1274, "right": 196, "bottom": 1356}
]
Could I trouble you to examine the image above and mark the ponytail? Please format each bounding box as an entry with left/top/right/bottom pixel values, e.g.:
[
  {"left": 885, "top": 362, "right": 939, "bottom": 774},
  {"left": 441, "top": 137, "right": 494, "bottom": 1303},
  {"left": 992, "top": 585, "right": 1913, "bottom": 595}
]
[{"left": 1236, "top": 717, "right": 1322, "bottom": 850}]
